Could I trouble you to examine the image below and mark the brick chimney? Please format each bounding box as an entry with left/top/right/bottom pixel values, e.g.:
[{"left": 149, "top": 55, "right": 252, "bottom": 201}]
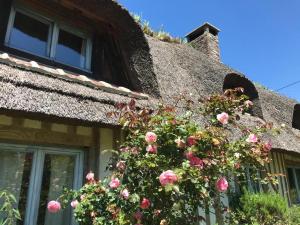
[{"left": 186, "top": 22, "right": 221, "bottom": 62}]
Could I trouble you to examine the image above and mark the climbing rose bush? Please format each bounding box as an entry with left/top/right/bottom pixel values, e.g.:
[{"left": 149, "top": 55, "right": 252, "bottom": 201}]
[{"left": 49, "top": 88, "right": 278, "bottom": 225}]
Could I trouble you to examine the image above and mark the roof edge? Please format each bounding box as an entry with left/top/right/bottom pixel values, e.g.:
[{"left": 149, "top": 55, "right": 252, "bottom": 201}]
[{"left": 0, "top": 52, "right": 149, "bottom": 100}]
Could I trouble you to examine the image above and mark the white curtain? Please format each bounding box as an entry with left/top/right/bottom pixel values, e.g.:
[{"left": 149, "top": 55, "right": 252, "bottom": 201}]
[
  {"left": 0, "top": 150, "right": 30, "bottom": 224},
  {"left": 43, "top": 154, "right": 75, "bottom": 225}
]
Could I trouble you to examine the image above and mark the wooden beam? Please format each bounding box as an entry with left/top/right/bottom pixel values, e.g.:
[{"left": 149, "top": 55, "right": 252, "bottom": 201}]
[
  {"left": 0, "top": 124, "right": 93, "bottom": 147},
  {"left": 0, "top": 108, "right": 120, "bottom": 129}
]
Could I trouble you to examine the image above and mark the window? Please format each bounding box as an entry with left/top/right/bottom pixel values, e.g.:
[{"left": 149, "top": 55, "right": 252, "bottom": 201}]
[
  {"left": 7, "top": 11, "right": 50, "bottom": 57},
  {"left": 223, "top": 73, "right": 263, "bottom": 118},
  {"left": 0, "top": 144, "right": 84, "bottom": 225},
  {"left": 292, "top": 104, "right": 300, "bottom": 130},
  {"left": 287, "top": 167, "right": 300, "bottom": 204},
  {"left": 55, "top": 29, "right": 86, "bottom": 68},
  {"left": 5, "top": 6, "right": 92, "bottom": 70}
]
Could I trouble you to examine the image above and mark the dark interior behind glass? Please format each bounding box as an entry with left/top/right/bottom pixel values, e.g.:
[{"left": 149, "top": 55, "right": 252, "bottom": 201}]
[
  {"left": 9, "top": 11, "right": 49, "bottom": 57},
  {"left": 55, "top": 29, "right": 85, "bottom": 69}
]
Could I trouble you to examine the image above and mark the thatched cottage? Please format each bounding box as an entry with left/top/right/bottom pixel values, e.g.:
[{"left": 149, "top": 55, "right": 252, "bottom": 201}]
[{"left": 0, "top": 0, "right": 299, "bottom": 224}]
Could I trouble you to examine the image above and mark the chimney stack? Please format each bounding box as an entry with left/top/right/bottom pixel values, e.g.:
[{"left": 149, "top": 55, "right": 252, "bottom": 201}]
[{"left": 186, "top": 22, "right": 221, "bottom": 62}]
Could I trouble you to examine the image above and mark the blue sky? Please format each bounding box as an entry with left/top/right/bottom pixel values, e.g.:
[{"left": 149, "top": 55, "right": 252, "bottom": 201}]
[{"left": 119, "top": 0, "right": 300, "bottom": 102}]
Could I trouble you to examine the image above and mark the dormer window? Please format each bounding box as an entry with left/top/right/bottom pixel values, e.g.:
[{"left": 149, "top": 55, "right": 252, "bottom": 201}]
[
  {"left": 5, "top": 6, "right": 92, "bottom": 70},
  {"left": 223, "top": 73, "right": 263, "bottom": 118},
  {"left": 292, "top": 104, "right": 300, "bottom": 130},
  {"left": 0, "top": 0, "right": 135, "bottom": 89}
]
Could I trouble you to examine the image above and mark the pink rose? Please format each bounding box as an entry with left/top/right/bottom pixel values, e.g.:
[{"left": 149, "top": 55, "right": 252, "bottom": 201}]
[
  {"left": 146, "top": 145, "right": 157, "bottom": 154},
  {"left": 244, "top": 100, "right": 253, "bottom": 108},
  {"left": 116, "top": 161, "right": 126, "bottom": 171},
  {"left": 263, "top": 141, "right": 272, "bottom": 152},
  {"left": 216, "top": 177, "right": 229, "bottom": 192},
  {"left": 140, "top": 198, "right": 151, "bottom": 209},
  {"left": 189, "top": 156, "right": 204, "bottom": 169},
  {"left": 159, "top": 170, "right": 178, "bottom": 186},
  {"left": 175, "top": 138, "right": 186, "bottom": 148},
  {"left": 70, "top": 200, "right": 79, "bottom": 208},
  {"left": 80, "top": 195, "right": 85, "bottom": 201},
  {"left": 134, "top": 211, "right": 143, "bottom": 220},
  {"left": 120, "top": 189, "right": 130, "bottom": 199},
  {"left": 109, "top": 178, "right": 121, "bottom": 189},
  {"left": 217, "top": 112, "right": 229, "bottom": 125},
  {"left": 47, "top": 200, "right": 61, "bottom": 213},
  {"left": 185, "top": 151, "right": 194, "bottom": 160},
  {"left": 246, "top": 134, "right": 258, "bottom": 143},
  {"left": 86, "top": 172, "right": 94, "bottom": 182},
  {"left": 145, "top": 132, "right": 157, "bottom": 143},
  {"left": 187, "top": 136, "right": 197, "bottom": 146}
]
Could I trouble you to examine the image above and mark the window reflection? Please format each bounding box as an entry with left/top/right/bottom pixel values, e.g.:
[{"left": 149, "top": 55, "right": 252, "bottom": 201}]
[
  {"left": 55, "top": 29, "right": 85, "bottom": 68},
  {"left": 9, "top": 11, "right": 50, "bottom": 57}
]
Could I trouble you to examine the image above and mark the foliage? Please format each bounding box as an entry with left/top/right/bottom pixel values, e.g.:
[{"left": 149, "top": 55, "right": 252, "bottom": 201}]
[
  {"left": 0, "top": 190, "right": 21, "bottom": 225},
  {"left": 287, "top": 205, "right": 300, "bottom": 225},
  {"left": 228, "top": 191, "right": 289, "bottom": 225},
  {"left": 50, "top": 88, "right": 277, "bottom": 225},
  {"left": 132, "top": 13, "right": 184, "bottom": 44}
]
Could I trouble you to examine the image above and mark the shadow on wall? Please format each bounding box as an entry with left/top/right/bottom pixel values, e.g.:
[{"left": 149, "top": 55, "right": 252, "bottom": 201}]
[
  {"left": 292, "top": 104, "right": 300, "bottom": 130},
  {"left": 223, "top": 73, "right": 264, "bottom": 119}
]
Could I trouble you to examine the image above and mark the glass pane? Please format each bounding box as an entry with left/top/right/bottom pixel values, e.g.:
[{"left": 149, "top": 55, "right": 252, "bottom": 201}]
[
  {"left": 55, "top": 29, "right": 85, "bottom": 68},
  {"left": 37, "top": 154, "right": 75, "bottom": 225},
  {"left": 294, "top": 169, "right": 300, "bottom": 203},
  {"left": 0, "top": 150, "right": 33, "bottom": 225},
  {"left": 9, "top": 11, "right": 49, "bottom": 57},
  {"left": 287, "top": 168, "right": 298, "bottom": 204}
]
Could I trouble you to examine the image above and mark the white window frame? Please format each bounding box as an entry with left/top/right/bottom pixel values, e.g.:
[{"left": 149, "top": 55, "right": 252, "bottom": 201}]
[
  {"left": 5, "top": 4, "right": 92, "bottom": 71},
  {"left": 5, "top": 6, "right": 53, "bottom": 58},
  {"left": 0, "top": 143, "right": 84, "bottom": 225}
]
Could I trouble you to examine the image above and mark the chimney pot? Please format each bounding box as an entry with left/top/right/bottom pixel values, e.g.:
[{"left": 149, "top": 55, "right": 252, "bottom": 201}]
[{"left": 186, "top": 22, "right": 221, "bottom": 62}]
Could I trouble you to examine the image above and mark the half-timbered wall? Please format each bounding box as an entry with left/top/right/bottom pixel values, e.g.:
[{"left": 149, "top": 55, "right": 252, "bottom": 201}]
[
  {"left": 0, "top": 113, "right": 120, "bottom": 179},
  {"left": 0, "top": 113, "right": 121, "bottom": 224}
]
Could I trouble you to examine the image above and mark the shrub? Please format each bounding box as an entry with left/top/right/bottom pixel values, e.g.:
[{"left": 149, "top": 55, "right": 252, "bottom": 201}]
[
  {"left": 229, "top": 192, "right": 288, "bottom": 225},
  {"left": 287, "top": 205, "right": 300, "bottom": 225}
]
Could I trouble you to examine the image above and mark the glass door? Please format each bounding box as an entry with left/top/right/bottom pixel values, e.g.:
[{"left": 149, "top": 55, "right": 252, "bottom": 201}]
[{"left": 0, "top": 144, "right": 84, "bottom": 225}]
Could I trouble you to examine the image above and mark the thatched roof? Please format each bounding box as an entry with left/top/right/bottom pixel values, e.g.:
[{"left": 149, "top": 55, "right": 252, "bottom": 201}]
[
  {"left": 147, "top": 36, "right": 300, "bottom": 153},
  {"left": 0, "top": 57, "right": 154, "bottom": 125},
  {"left": 0, "top": 0, "right": 299, "bottom": 153},
  {"left": 256, "top": 86, "right": 300, "bottom": 153}
]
